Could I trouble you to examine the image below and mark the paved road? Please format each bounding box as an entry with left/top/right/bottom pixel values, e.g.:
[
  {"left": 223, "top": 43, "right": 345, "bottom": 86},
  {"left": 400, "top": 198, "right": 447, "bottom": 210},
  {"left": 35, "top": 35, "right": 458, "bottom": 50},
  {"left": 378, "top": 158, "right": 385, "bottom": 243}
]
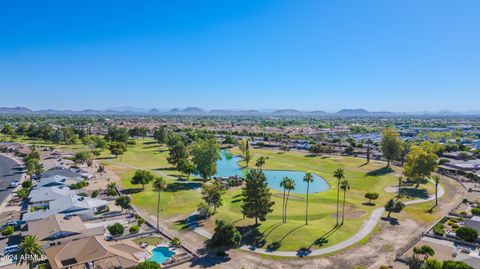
[{"left": 0, "top": 154, "right": 24, "bottom": 205}]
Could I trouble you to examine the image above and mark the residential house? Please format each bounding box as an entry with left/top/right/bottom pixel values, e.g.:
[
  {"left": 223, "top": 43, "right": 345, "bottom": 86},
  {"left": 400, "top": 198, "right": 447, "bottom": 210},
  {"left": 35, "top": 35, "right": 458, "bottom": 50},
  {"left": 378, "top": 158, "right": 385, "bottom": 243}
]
[
  {"left": 45, "top": 236, "right": 149, "bottom": 269},
  {"left": 25, "top": 214, "right": 104, "bottom": 248}
]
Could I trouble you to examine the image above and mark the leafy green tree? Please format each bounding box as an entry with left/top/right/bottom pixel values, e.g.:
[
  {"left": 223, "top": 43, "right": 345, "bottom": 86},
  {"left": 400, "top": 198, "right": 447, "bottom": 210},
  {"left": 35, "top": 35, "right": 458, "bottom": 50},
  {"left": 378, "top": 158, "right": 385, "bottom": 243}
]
[
  {"left": 135, "top": 261, "right": 161, "bottom": 269},
  {"left": 403, "top": 146, "right": 438, "bottom": 188},
  {"left": 115, "top": 196, "right": 131, "bottom": 211},
  {"left": 105, "top": 127, "right": 129, "bottom": 143},
  {"left": 153, "top": 177, "right": 167, "bottom": 233},
  {"left": 385, "top": 199, "right": 405, "bottom": 218},
  {"left": 170, "top": 237, "right": 181, "bottom": 248},
  {"left": 455, "top": 227, "right": 478, "bottom": 242},
  {"left": 166, "top": 135, "right": 188, "bottom": 167},
  {"left": 106, "top": 182, "right": 117, "bottom": 196},
  {"left": 380, "top": 127, "right": 402, "bottom": 167},
  {"left": 413, "top": 245, "right": 435, "bottom": 261},
  {"left": 241, "top": 170, "right": 274, "bottom": 224},
  {"left": 340, "top": 179, "right": 350, "bottom": 225},
  {"left": 201, "top": 183, "right": 223, "bottom": 212},
  {"left": 191, "top": 137, "right": 221, "bottom": 179},
  {"left": 130, "top": 170, "right": 154, "bottom": 190},
  {"left": 333, "top": 168, "right": 345, "bottom": 226},
  {"left": 22, "top": 180, "right": 33, "bottom": 189},
  {"left": 177, "top": 157, "right": 195, "bottom": 180},
  {"left": 107, "top": 223, "right": 124, "bottom": 237},
  {"left": 74, "top": 151, "right": 92, "bottom": 164},
  {"left": 153, "top": 127, "right": 168, "bottom": 144},
  {"left": 309, "top": 144, "right": 323, "bottom": 156},
  {"left": 303, "top": 172, "right": 314, "bottom": 225},
  {"left": 94, "top": 137, "right": 109, "bottom": 150},
  {"left": 109, "top": 142, "right": 127, "bottom": 158},
  {"left": 16, "top": 235, "right": 45, "bottom": 269},
  {"left": 207, "top": 220, "right": 241, "bottom": 250},
  {"left": 50, "top": 129, "right": 64, "bottom": 145},
  {"left": 364, "top": 192, "right": 379, "bottom": 205}
]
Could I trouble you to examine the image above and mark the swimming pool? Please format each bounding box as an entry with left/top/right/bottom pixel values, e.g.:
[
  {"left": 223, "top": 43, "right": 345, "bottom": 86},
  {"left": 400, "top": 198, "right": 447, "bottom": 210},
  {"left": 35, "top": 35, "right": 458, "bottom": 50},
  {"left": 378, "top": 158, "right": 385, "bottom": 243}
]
[
  {"left": 148, "top": 246, "right": 175, "bottom": 264},
  {"left": 212, "top": 150, "right": 330, "bottom": 194}
]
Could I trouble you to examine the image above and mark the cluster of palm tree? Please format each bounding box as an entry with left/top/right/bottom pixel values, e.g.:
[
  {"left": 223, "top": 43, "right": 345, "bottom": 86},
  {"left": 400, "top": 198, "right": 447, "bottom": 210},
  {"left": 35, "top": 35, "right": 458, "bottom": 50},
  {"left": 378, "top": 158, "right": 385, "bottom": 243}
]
[
  {"left": 280, "top": 177, "right": 295, "bottom": 223},
  {"left": 334, "top": 168, "right": 350, "bottom": 226}
]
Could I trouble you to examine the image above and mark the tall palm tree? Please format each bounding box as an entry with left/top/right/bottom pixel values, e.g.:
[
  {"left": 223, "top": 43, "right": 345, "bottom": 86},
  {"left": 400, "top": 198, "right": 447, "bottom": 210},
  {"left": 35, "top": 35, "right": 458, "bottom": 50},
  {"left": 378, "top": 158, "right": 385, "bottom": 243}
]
[
  {"left": 340, "top": 179, "right": 350, "bottom": 225},
  {"left": 255, "top": 156, "right": 267, "bottom": 170},
  {"left": 283, "top": 178, "right": 296, "bottom": 223},
  {"left": 333, "top": 168, "right": 345, "bottom": 226},
  {"left": 16, "top": 235, "right": 44, "bottom": 269},
  {"left": 153, "top": 177, "right": 167, "bottom": 233},
  {"left": 433, "top": 175, "right": 440, "bottom": 206},
  {"left": 280, "top": 177, "right": 289, "bottom": 223},
  {"left": 397, "top": 176, "right": 403, "bottom": 199},
  {"left": 303, "top": 172, "right": 314, "bottom": 225}
]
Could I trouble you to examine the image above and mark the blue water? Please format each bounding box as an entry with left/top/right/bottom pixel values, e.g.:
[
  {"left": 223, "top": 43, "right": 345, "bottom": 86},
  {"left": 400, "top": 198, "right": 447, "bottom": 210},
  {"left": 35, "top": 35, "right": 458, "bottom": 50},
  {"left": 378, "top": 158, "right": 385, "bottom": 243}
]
[
  {"left": 148, "top": 247, "right": 175, "bottom": 264},
  {"left": 214, "top": 151, "right": 329, "bottom": 194}
]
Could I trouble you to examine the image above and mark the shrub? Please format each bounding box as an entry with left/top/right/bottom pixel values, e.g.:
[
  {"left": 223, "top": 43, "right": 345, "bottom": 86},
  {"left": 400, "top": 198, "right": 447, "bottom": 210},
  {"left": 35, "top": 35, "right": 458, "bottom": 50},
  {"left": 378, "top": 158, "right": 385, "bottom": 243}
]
[
  {"left": 452, "top": 223, "right": 460, "bottom": 229},
  {"left": 170, "top": 237, "right": 181, "bottom": 248},
  {"left": 22, "top": 180, "right": 32, "bottom": 189},
  {"left": 107, "top": 223, "right": 124, "bottom": 237},
  {"left": 135, "top": 261, "right": 161, "bottom": 269},
  {"left": 91, "top": 190, "right": 99, "bottom": 198},
  {"left": 471, "top": 208, "right": 480, "bottom": 216},
  {"left": 129, "top": 225, "right": 140, "bottom": 234},
  {"left": 456, "top": 227, "right": 479, "bottom": 242},
  {"left": 70, "top": 181, "right": 88, "bottom": 190},
  {"left": 137, "top": 217, "right": 145, "bottom": 226},
  {"left": 433, "top": 224, "right": 445, "bottom": 236},
  {"left": 1, "top": 226, "right": 14, "bottom": 237},
  {"left": 460, "top": 210, "right": 467, "bottom": 215},
  {"left": 17, "top": 188, "right": 30, "bottom": 199}
]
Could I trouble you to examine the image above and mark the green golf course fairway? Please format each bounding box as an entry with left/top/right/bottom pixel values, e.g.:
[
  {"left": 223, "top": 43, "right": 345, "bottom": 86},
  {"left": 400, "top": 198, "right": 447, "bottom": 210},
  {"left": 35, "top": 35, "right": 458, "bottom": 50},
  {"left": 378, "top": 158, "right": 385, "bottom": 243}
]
[{"left": 108, "top": 141, "right": 436, "bottom": 252}]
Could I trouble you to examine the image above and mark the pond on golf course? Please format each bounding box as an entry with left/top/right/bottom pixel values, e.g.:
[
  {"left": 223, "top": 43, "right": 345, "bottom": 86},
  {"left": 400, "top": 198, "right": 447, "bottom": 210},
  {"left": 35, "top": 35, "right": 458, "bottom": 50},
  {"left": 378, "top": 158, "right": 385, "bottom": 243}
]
[{"left": 214, "top": 150, "right": 330, "bottom": 194}]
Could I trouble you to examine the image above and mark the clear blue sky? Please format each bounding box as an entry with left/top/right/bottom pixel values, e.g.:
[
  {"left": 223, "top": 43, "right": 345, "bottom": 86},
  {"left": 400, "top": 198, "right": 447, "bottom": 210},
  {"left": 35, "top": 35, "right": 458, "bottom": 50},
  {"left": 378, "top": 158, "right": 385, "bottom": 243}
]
[{"left": 1, "top": 0, "right": 479, "bottom": 112}]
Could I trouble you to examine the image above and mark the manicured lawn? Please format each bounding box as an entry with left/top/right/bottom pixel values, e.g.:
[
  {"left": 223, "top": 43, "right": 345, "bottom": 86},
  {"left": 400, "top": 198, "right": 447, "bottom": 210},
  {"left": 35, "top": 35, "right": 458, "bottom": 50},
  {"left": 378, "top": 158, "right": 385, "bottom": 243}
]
[{"left": 15, "top": 137, "right": 439, "bottom": 252}]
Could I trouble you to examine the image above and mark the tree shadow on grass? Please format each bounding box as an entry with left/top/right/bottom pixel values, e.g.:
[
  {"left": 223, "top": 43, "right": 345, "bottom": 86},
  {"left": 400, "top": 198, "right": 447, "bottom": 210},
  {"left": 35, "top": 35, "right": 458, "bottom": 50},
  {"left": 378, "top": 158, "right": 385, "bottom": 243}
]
[
  {"left": 174, "top": 217, "right": 194, "bottom": 231},
  {"left": 297, "top": 247, "right": 312, "bottom": 257},
  {"left": 304, "top": 154, "right": 319, "bottom": 158},
  {"left": 399, "top": 188, "right": 429, "bottom": 199},
  {"left": 165, "top": 182, "right": 201, "bottom": 192},
  {"left": 238, "top": 225, "right": 266, "bottom": 248},
  {"left": 153, "top": 167, "right": 176, "bottom": 171},
  {"left": 309, "top": 225, "right": 339, "bottom": 248},
  {"left": 358, "top": 162, "right": 368, "bottom": 167},
  {"left": 381, "top": 217, "right": 400, "bottom": 225},
  {"left": 120, "top": 188, "right": 143, "bottom": 194},
  {"left": 366, "top": 166, "right": 393, "bottom": 176}
]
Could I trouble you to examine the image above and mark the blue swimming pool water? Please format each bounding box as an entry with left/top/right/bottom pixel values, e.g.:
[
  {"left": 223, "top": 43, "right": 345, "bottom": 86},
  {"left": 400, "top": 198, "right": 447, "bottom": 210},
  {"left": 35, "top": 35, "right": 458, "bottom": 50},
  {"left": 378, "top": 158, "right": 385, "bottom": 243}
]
[
  {"left": 213, "top": 151, "right": 330, "bottom": 194},
  {"left": 148, "top": 246, "right": 175, "bottom": 264}
]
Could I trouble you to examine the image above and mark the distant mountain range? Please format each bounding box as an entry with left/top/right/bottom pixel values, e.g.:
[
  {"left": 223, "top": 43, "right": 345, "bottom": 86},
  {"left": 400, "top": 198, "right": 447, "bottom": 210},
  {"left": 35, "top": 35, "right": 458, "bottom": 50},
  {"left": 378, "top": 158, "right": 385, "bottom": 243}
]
[{"left": 1, "top": 106, "right": 480, "bottom": 117}]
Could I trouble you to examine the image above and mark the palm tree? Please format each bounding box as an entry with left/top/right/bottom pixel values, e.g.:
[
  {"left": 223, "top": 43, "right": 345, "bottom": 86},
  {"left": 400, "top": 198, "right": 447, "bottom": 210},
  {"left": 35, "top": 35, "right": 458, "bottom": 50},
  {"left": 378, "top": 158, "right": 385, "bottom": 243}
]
[
  {"left": 333, "top": 168, "right": 345, "bottom": 226},
  {"left": 303, "top": 172, "right": 314, "bottom": 225},
  {"left": 340, "top": 179, "right": 350, "bottom": 225},
  {"left": 283, "top": 178, "right": 296, "bottom": 223},
  {"left": 433, "top": 175, "right": 440, "bottom": 206},
  {"left": 153, "top": 177, "right": 167, "bottom": 233},
  {"left": 255, "top": 156, "right": 267, "bottom": 170},
  {"left": 16, "top": 235, "right": 44, "bottom": 269},
  {"left": 366, "top": 138, "right": 372, "bottom": 163},
  {"left": 280, "top": 177, "right": 289, "bottom": 223},
  {"left": 397, "top": 176, "right": 403, "bottom": 199}
]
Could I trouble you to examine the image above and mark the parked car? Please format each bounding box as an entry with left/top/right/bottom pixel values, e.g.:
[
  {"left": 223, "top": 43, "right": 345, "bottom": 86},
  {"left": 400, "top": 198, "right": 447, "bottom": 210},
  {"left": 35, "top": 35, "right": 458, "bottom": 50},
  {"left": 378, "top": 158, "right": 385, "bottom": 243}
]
[
  {"left": 446, "top": 231, "right": 459, "bottom": 239},
  {"left": 3, "top": 245, "right": 19, "bottom": 255},
  {"left": 9, "top": 180, "right": 20, "bottom": 188}
]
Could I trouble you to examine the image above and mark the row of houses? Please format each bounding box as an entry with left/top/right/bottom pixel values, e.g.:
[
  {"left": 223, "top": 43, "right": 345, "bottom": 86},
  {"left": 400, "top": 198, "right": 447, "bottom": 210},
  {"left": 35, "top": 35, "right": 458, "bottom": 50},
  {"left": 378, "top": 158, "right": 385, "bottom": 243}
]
[{"left": 17, "top": 167, "right": 150, "bottom": 269}]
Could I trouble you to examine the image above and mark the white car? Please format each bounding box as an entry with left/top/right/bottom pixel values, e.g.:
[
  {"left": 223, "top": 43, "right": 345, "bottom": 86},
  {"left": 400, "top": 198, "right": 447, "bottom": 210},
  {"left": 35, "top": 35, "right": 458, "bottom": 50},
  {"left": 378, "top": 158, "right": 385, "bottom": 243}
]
[
  {"left": 9, "top": 181, "right": 20, "bottom": 188},
  {"left": 3, "top": 245, "right": 19, "bottom": 255}
]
